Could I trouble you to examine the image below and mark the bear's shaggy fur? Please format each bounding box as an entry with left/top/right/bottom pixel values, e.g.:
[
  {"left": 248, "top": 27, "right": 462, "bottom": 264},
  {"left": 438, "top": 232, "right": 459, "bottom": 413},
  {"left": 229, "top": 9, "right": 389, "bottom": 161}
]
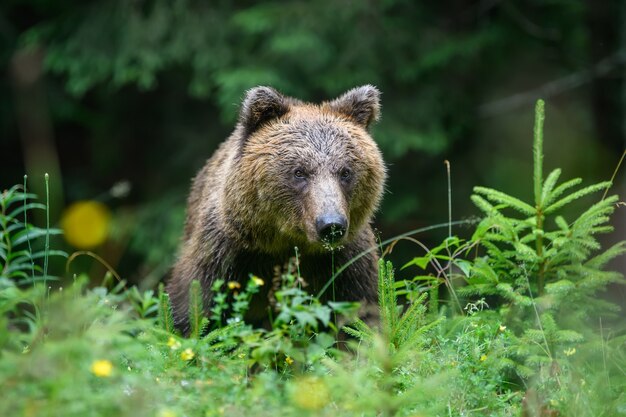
[{"left": 168, "top": 85, "right": 386, "bottom": 331}]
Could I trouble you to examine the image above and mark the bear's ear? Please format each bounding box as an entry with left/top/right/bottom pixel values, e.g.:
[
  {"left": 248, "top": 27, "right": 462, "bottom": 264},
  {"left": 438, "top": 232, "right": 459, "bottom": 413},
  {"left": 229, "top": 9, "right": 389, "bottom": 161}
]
[
  {"left": 329, "top": 85, "right": 381, "bottom": 129},
  {"left": 239, "top": 86, "right": 291, "bottom": 135}
]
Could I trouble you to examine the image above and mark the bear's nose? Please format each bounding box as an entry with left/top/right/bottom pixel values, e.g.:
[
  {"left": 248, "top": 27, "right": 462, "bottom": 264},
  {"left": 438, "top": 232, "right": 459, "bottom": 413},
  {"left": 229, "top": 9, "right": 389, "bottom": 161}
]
[{"left": 316, "top": 214, "right": 348, "bottom": 243}]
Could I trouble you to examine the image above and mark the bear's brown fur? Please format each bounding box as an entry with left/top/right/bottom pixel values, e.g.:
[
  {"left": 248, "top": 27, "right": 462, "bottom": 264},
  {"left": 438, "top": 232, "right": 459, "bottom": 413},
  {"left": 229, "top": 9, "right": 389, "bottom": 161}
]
[{"left": 168, "top": 85, "right": 386, "bottom": 332}]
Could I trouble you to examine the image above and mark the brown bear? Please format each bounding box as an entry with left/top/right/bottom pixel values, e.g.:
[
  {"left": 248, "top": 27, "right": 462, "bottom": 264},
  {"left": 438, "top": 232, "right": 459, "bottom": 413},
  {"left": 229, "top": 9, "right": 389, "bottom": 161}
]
[{"left": 167, "top": 85, "right": 386, "bottom": 332}]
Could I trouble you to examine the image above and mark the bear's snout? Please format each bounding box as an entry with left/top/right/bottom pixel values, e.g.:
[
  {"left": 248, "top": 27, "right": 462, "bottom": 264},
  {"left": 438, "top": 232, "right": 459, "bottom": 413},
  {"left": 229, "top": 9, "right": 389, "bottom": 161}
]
[{"left": 315, "top": 214, "right": 348, "bottom": 243}]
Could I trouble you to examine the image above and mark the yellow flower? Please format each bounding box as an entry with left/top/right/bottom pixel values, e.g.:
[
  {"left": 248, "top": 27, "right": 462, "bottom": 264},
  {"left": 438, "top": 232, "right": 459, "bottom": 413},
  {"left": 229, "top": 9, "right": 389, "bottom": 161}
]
[
  {"left": 167, "top": 337, "right": 181, "bottom": 350},
  {"left": 290, "top": 376, "right": 330, "bottom": 410},
  {"left": 499, "top": 325, "right": 507, "bottom": 332},
  {"left": 285, "top": 356, "right": 294, "bottom": 365},
  {"left": 61, "top": 201, "right": 111, "bottom": 249},
  {"left": 195, "top": 379, "right": 213, "bottom": 387},
  {"left": 564, "top": 347, "right": 576, "bottom": 356},
  {"left": 251, "top": 276, "right": 264, "bottom": 286},
  {"left": 480, "top": 354, "right": 487, "bottom": 362},
  {"left": 181, "top": 348, "right": 195, "bottom": 361},
  {"left": 227, "top": 281, "right": 241, "bottom": 290},
  {"left": 90, "top": 359, "right": 113, "bottom": 377}
]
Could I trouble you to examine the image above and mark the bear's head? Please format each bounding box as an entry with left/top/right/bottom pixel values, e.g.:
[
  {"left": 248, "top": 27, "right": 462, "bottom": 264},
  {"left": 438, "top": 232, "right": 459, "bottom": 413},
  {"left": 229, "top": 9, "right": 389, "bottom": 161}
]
[{"left": 226, "top": 85, "right": 386, "bottom": 254}]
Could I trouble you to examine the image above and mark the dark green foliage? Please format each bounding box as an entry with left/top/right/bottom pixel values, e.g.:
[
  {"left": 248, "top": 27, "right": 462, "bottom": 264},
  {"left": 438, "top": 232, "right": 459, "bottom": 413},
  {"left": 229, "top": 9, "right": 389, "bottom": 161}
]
[
  {"left": 3, "top": 0, "right": 594, "bottom": 161},
  {"left": 187, "top": 279, "right": 208, "bottom": 339},
  {"left": 446, "top": 100, "right": 626, "bottom": 414},
  {"left": 157, "top": 283, "right": 175, "bottom": 333},
  {"left": 0, "top": 184, "right": 66, "bottom": 288},
  {"left": 125, "top": 286, "right": 159, "bottom": 318},
  {"left": 463, "top": 101, "right": 625, "bottom": 328},
  {"left": 207, "top": 277, "right": 263, "bottom": 329},
  {"left": 345, "top": 259, "right": 443, "bottom": 355},
  {"left": 247, "top": 265, "right": 359, "bottom": 370}
]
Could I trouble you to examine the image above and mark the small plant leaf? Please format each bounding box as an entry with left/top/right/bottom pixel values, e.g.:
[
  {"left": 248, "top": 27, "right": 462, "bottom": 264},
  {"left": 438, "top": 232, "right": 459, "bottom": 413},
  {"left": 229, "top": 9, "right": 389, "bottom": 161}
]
[
  {"left": 474, "top": 186, "right": 536, "bottom": 216},
  {"left": 540, "top": 168, "right": 561, "bottom": 205},
  {"left": 544, "top": 181, "right": 612, "bottom": 214}
]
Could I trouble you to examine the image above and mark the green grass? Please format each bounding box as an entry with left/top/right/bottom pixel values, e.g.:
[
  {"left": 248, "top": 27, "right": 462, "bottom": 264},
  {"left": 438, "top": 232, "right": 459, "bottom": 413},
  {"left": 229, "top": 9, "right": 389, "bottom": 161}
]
[{"left": 1, "top": 260, "right": 624, "bottom": 417}]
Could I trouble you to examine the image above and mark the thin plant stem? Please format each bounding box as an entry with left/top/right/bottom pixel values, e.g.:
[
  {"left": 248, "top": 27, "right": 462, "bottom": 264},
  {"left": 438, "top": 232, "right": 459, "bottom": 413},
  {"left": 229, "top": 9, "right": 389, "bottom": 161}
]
[
  {"left": 383, "top": 235, "right": 463, "bottom": 314},
  {"left": 533, "top": 100, "right": 545, "bottom": 206},
  {"left": 294, "top": 246, "right": 301, "bottom": 282},
  {"left": 533, "top": 101, "right": 546, "bottom": 295},
  {"left": 524, "top": 271, "right": 561, "bottom": 388},
  {"left": 331, "top": 247, "right": 337, "bottom": 326},
  {"left": 43, "top": 173, "right": 50, "bottom": 293},
  {"left": 601, "top": 149, "right": 625, "bottom": 201},
  {"left": 599, "top": 317, "right": 611, "bottom": 389},
  {"left": 66, "top": 251, "right": 123, "bottom": 284},
  {"left": 316, "top": 219, "right": 473, "bottom": 299},
  {"left": 23, "top": 175, "right": 35, "bottom": 280},
  {"left": 445, "top": 160, "right": 452, "bottom": 238}
]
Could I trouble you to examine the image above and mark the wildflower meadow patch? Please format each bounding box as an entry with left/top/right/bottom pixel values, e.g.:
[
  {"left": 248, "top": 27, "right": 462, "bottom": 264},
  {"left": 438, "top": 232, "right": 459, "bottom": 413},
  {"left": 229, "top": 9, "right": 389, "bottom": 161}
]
[{"left": 1, "top": 101, "right": 625, "bottom": 416}]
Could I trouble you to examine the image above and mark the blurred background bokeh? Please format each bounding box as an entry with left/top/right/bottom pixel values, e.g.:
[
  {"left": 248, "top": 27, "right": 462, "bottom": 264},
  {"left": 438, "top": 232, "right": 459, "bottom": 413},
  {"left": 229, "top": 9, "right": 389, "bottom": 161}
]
[{"left": 1, "top": 0, "right": 624, "bottom": 294}]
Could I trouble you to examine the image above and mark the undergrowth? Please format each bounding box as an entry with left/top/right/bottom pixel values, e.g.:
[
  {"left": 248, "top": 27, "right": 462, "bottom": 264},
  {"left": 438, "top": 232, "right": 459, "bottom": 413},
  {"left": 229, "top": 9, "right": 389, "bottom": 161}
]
[{"left": 1, "top": 100, "right": 625, "bottom": 417}]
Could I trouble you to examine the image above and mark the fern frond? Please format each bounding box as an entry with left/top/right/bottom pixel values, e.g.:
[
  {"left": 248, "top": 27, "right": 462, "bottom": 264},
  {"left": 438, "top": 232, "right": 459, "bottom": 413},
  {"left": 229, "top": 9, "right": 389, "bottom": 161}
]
[
  {"left": 343, "top": 318, "right": 374, "bottom": 342},
  {"left": 456, "top": 284, "right": 500, "bottom": 297},
  {"left": 571, "top": 195, "right": 617, "bottom": 231},
  {"left": 496, "top": 283, "right": 532, "bottom": 306},
  {"left": 378, "top": 259, "right": 398, "bottom": 337},
  {"left": 428, "top": 284, "right": 439, "bottom": 319},
  {"left": 11, "top": 228, "right": 63, "bottom": 247},
  {"left": 188, "top": 280, "right": 205, "bottom": 339},
  {"left": 521, "top": 329, "right": 547, "bottom": 345},
  {"left": 544, "top": 279, "right": 575, "bottom": 300},
  {"left": 475, "top": 216, "right": 521, "bottom": 244},
  {"left": 395, "top": 293, "right": 428, "bottom": 345},
  {"left": 471, "top": 194, "right": 498, "bottom": 216},
  {"left": 398, "top": 317, "right": 444, "bottom": 355},
  {"left": 540, "top": 168, "right": 561, "bottom": 205},
  {"left": 202, "top": 322, "right": 244, "bottom": 351},
  {"left": 474, "top": 187, "right": 535, "bottom": 216},
  {"left": 544, "top": 181, "right": 612, "bottom": 214},
  {"left": 585, "top": 241, "right": 626, "bottom": 269},
  {"left": 7, "top": 203, "right": 47, "bottom": 220},
  {"left": 513, "top": 242, "right": 539, "bottom": 262},
  {"left": 572, "top": 236, "right": 601, "bottom": 252},
  {"left": 157, "top": 283, "right": 175, "bottom": 334},
  {"left": 576, "top": 268, "right": 624, "bottom": 291},
  {"left": 554, "top": 216, "right": 569, "bottom": 231},
  {"left": 554, "top": 329, "right": 584, "bottom": 344},
  {"left": 543, "top": 178, "right": 582, "bottom": 206}
]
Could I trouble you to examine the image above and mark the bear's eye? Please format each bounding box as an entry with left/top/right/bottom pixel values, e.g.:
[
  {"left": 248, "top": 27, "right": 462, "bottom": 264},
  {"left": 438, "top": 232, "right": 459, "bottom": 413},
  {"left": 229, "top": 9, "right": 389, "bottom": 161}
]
[
  {"left": 294, "top": 169, "right": 307, "bottom": 179},
  {"left": 340, "top": 168, "right": 352, "bottom": 181}
]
